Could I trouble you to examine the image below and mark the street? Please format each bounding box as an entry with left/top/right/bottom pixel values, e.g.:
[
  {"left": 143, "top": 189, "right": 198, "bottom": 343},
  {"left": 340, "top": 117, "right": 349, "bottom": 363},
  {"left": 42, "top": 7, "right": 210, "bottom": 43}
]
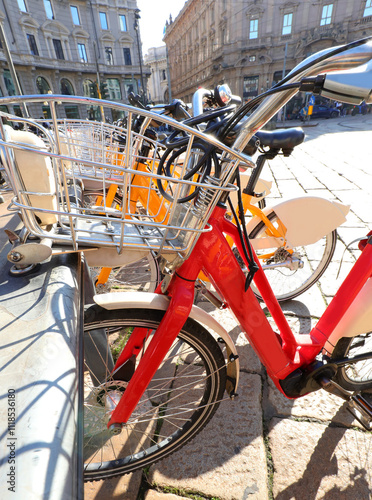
[{"left": 84, "top": 113, "right": 372, "bottom": 500}]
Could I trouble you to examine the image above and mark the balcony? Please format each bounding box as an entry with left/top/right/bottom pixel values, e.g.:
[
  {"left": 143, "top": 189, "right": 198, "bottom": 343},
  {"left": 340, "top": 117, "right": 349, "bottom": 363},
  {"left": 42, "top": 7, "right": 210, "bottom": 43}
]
[{"left": 361, "top": 15, "right": 372, "bottom": 24}]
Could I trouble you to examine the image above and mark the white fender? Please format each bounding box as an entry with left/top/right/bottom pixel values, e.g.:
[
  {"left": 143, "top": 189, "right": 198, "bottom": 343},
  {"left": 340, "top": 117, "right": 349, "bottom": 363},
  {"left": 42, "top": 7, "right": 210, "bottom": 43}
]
[
  {"left": 94, "top": 291, "right": 240, "bottom": 395},
  {"left": 84, "top": 247, "right": 150, "bottom": 268},
  {"left": 4, "top": 125, "right": 58, "bottom": 225},
  {"left": 245, "top": 196, "right": 350, "bottom": 249},
  {"left": 322, "top": 278, "right": 372, "bottom": 354}
]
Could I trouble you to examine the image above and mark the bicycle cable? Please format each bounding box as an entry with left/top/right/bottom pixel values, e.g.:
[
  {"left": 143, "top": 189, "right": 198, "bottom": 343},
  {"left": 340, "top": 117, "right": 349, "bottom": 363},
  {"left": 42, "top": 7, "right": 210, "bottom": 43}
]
[
  {"left": 218, "top": 82, "right": 301, "bottom": 142},
  {"left": 228, "top": 170, "right": 259, "bottom": 291}
]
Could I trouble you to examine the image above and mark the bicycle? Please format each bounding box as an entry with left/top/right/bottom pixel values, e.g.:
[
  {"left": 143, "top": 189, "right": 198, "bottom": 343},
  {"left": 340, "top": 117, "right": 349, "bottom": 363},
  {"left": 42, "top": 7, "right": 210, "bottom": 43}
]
[
  {"left": 1, "top": 36, "right": 372, "bottom": 484},
  {"left": 82, "top": 37, "right": 372, "bottom": 480},
  {"left": 2, "top": 105, "right": 337, "bottom": 302},
  {"left": 89, "top": 89, "right": 347, "bottom": 301}
]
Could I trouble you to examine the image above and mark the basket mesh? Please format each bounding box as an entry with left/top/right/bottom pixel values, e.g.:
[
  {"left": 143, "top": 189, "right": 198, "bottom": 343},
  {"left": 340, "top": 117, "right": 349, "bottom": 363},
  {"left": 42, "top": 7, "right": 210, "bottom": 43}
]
[{"left": 0, "top": 96, "right": 252, "bottom": 261}]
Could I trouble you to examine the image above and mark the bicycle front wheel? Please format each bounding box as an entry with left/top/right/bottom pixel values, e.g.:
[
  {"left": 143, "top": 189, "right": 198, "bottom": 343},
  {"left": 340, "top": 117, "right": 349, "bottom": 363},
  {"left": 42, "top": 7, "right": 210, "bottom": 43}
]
[
  {"left": 83, "top": 306, "right": 227, "bottom": 481},
  {"left": 332, "top": 333, "right": 372, "bottom": 392},
  {"left": 248, "top": 210, "right": 337, "bottom": 302}
]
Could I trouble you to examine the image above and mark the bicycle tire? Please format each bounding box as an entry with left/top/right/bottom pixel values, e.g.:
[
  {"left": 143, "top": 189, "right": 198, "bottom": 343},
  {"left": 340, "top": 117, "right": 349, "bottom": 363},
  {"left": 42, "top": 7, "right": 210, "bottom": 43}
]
[
  {"left": 248, "top": 210, "right": 337, "bottom": 302},
  {"left": 83, "top": 306, "right": 227, "bottom": 481},
  {"left": 84, "top": 191, "right": 161, "bottom": 293},
  {"left": 331, "top": 333, "right": 372, "bottom": 392}
]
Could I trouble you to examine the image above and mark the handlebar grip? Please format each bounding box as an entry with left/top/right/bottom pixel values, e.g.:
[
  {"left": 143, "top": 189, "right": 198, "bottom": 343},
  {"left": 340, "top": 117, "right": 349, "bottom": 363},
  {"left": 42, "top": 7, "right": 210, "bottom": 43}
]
[{"left": 230, "top": 95, "right": 242, "bottom": 106}]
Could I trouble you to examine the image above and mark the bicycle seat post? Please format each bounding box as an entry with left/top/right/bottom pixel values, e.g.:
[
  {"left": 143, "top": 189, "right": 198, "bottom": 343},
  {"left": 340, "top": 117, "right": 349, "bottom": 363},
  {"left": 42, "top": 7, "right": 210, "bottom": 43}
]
[{"left": 243, "top": 152, "right": 276, "bottom": 197}]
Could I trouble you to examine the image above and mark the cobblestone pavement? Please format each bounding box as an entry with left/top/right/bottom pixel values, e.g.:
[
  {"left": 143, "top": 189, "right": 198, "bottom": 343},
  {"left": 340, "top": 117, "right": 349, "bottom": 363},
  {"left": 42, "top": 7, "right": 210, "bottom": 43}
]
[{"left": 83, "top": 113, "right": 372, "bottom": 499}]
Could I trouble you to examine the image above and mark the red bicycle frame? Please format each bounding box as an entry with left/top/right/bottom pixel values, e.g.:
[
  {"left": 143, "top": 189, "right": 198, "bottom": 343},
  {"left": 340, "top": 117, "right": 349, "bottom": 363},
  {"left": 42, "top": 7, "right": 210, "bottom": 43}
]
[{"left": 108, "top": 203, "right": 372, "bottom": 427}]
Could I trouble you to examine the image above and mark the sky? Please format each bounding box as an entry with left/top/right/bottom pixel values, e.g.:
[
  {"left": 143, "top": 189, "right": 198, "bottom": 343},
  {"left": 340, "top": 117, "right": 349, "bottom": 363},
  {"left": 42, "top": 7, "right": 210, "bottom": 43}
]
[{"left": 136, "top": 0, "right": 187, "bottom": 55}]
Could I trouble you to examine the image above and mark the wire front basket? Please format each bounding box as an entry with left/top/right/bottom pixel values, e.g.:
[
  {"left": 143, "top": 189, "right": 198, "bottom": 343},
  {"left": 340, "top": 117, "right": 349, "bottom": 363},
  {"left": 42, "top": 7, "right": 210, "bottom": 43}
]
[{"left": 0, "top": 95, "right": 253, "bottom": 263}]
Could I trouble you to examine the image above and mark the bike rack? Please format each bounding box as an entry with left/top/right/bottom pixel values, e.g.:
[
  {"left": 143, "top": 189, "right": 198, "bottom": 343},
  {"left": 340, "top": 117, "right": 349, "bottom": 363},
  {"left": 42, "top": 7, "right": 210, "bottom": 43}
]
[{"left": 0, "top": 209, "right": 83, "bottom": 499}]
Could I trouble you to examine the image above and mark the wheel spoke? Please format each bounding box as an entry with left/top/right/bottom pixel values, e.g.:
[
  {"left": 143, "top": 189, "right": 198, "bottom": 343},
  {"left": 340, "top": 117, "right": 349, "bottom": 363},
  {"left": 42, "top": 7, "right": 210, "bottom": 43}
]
[
  {"left": 83, "top": 308, "right": 226, "bottom": 480},
  {"left": 248, "top": 211, "right": 336, "bottom": 301}
]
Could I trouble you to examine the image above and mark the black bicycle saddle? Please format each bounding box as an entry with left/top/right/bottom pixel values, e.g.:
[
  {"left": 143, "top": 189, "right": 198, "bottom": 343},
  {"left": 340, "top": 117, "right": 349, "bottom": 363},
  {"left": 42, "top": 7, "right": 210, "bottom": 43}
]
[{"left": 255, "top": 128, "right": 305, "bottom": 156}]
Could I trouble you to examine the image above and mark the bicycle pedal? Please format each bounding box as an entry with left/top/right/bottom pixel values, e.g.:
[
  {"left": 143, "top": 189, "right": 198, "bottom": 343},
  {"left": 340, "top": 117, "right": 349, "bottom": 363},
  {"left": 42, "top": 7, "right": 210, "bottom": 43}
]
[{"left": 346, "top": 393, "right": 372, "bottom": 430}]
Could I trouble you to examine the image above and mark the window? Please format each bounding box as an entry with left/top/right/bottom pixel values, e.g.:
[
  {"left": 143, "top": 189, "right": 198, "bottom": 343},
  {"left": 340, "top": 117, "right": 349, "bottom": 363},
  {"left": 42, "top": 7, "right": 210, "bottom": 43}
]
[
  {"left": 71, "top": 6, "right": 81, "bottom": 25},
  {"left": 249, "top": 55, "right": 256, "bottom": 62},
  {"left": 320, "top": 4, "right": 333, "bottom": 25},
  {"left": 162, "top": 69, "right": 166, "bottom": 80},
  {"left": 13, "top": 105, "right": 23, "bottom": 117},
  {"left": 17, "top": 0, "right": 27, "bottom": 12},
  {"left": 4, "top": 70, "right": 16, "bottom": 96},
  {"left": 27, "top": 34, "right": 39, "bottom": 56},
  {"left": 42, "top": 106, "right": 51, "bottom": 119},
  {"left": 119, "top": 15, "right": 127, "bottom": 31},
  {"left": 44, "top": 0, "right": 54, "bottom": 19},
  {"left": 100, "top": 12, "right": 108, "bottom": 30},
  {"left": 83, "top": 79, "right": 94, "bottom": 97},
  {"left": 53, "top": 39, "right": 64, "bottom": 60},
  {"left": 243, "top": 75, "right": 259, "bottom": 98},
  {"left": 364, "top": 0, "right": 372, "bottom": 16},
  {"left": 124, "top": 78, "right": 137, "bottom": 96},
  {"left": 282, "top": 13, "right": 293, "bottom": 35},
  {"left": 123, "top": 47, "right": 132, "bottom": 65},
  {"left": 221, "top": 28, "right": 226, "bottom": 45},
  {"left": 249, "top": 19, "right": 258, "bottom": 39},
  {"left": 273, "top": 70, "right": 291, "bottom": 83},
  {"left": 60, "top": 78, "right": 74, "bottom": 95},
  {"left": 105, "top": 47, "right": 113, "bottom": 65},
  {"left": 106, "top": 78, "right": 122, "bottom": 100},
  {"left": 78, "top": 43, "right": 87, "bottom": 63},
  {"left": 64, "top": 105, "right": 79, "bottom": 118},
  {"left": 36, "top": 76, "right": 51, "bottom": 94}
]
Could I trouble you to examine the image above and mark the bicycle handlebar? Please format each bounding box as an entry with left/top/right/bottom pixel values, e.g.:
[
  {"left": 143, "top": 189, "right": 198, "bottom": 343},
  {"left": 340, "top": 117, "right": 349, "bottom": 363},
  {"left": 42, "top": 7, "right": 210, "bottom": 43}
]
[
  {"left": 192, "top": 88, "right": 213, "bottom": 117},
  {"left": 232, "top": 37, "right": 372, "bottom": 153}
]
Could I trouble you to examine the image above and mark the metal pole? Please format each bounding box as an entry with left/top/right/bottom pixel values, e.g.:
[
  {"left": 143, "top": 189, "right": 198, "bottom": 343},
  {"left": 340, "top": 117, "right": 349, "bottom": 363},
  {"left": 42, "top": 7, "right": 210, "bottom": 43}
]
[
  {"left": 0, "top": 23, "right": 29, "bottom": 117},
  {"left": 134, "top": 10, "right": 146, "bottom": 104},
  {"left": 93, "top": 41, "right": 105, "bottom": 122},
  {"left": 281, "top": 42, "right": 288, "bottom": 122},
  {"left": 166, "top": 45, "right": 172, "bottom": 102}
]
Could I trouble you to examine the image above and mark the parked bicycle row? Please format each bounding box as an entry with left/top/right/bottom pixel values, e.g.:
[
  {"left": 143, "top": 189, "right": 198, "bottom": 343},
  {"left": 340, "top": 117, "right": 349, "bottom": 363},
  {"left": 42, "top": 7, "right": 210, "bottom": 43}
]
[{"left": 0, "top": 36, "right": 371, "bottom": 484}]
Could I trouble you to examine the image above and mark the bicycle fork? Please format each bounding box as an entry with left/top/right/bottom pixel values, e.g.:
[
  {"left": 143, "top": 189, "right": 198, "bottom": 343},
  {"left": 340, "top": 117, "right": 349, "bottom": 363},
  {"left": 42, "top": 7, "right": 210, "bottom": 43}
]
[{"left": 106, "top": 270, "right": 198, "bottom": 431}]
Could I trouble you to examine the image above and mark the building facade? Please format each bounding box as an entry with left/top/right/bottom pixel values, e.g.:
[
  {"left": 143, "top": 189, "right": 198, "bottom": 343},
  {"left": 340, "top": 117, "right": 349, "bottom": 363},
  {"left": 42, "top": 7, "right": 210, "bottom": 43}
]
[
  {"left": 0, "top": 0, "right": 149, "bottom": 121},
  {"left": 164, "top": 0, "right": 372, "bottom": 110},
  {"left": 144, "top": 45, "right": 169, "bottom": 104}
]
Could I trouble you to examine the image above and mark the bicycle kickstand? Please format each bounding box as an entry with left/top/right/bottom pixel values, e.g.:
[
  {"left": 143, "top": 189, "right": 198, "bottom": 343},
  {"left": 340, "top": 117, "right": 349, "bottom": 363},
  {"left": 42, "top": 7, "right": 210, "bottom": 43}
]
[{"left": 319, "top": 376, "right": 372, "bottom": 430}]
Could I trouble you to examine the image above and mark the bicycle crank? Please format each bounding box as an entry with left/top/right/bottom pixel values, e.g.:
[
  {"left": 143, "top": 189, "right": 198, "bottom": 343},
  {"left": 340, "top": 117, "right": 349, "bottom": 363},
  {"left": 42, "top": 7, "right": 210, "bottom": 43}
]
[{"left": 319, "top": 376, "right": 372, "bottom": 430}]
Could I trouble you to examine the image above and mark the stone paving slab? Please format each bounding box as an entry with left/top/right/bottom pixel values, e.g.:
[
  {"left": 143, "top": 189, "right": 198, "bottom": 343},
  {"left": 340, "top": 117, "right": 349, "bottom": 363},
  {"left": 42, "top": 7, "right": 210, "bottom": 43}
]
[
  {"left": 149, "top": 373, "right": 268, "bottom": 500},
  {"left": 84, "top": 472, "right": 142, "bottom": 500},
  {"left": 266, "top": 378, "right": 363, "bottom": 429},
  {"left": 269, "top": 418, "right": 372, "bottom": 500},
  {"left": 145, "top": 492, "right": 190, "bottom": 500}
]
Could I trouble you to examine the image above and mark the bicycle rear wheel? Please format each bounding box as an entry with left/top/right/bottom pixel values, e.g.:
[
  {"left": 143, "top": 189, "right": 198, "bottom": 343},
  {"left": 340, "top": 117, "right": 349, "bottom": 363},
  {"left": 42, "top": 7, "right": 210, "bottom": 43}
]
[
  {"left": 332, "top": 333, "right": 372, "bottom": 392},
  {"left": 248, "top": 210, "right": 337, "bottom": 302},
  {"left": 83, "top": 306, "right": 227, "bottom": 481}
]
